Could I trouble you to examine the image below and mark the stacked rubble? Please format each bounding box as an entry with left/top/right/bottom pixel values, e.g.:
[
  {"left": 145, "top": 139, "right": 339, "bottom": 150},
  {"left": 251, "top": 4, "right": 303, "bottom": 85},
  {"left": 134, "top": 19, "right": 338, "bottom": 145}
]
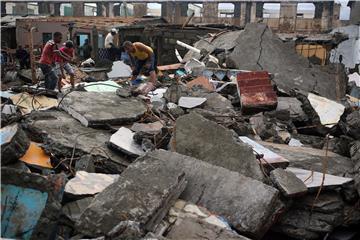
[{"left": 1, "top": 23, "right": 359, "bottom": 240}]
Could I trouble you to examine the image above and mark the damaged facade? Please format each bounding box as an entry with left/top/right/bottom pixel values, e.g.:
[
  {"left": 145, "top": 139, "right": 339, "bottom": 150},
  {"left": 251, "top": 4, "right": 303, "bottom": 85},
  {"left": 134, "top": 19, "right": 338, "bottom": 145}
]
[{"left": 1, "top": 1, "right": 360, "bottom": 240}]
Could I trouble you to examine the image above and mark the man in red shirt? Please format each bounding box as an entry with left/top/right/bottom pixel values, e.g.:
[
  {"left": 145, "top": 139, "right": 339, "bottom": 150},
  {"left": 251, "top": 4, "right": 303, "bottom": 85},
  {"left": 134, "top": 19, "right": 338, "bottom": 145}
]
[
  {"left": 39, "top": 32, "right": 62, "bottom": 90},
  {"left": 55, "top": 40, "right": 75, "bottom": 90}
]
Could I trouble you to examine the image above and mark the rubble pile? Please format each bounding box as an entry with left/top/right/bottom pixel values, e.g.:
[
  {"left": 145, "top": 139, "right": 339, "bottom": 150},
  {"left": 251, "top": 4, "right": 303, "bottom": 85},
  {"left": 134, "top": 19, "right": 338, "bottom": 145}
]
[{"left": 1, "top": 23, "right": 359, "bottom": 240}]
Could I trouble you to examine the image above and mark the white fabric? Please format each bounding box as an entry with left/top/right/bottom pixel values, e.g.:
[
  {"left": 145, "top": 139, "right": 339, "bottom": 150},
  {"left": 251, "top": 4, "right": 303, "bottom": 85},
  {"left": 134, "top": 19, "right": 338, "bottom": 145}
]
[{"left": 104, "top": 33, "right": 114, "bottom": 49}]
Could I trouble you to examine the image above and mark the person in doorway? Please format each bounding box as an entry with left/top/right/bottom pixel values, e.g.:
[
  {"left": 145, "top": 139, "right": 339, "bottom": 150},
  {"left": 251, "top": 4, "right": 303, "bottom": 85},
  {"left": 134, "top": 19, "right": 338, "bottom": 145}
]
[
  {"left": 39, "top": 32, "right": 62, "bottom": 90},
  {"left": 82, "top": 39, "right": 92, "bottom": 59},
  {"left": 105, "top": 28, "right": 121, "bottom": 61},
  {"left": 123, "top": 41, "right": 157, "bottom": 84},
  {"left": 55, "top": 40, "right": 75, "bottom": 91},
  {"left": 15, "top": 45, "right": 30, "bottom": 69}
]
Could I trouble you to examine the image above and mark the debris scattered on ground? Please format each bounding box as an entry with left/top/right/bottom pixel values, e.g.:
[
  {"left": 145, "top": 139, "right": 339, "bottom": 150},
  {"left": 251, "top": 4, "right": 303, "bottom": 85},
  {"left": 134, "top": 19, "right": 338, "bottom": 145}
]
[{"left": 1, "top": 21, "right": 359, "bottom": 240}]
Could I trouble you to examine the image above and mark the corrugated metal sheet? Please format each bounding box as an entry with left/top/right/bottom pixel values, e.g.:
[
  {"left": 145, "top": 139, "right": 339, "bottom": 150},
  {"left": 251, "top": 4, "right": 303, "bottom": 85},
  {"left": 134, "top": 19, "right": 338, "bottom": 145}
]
[{"left": 237, "top": 71, "right": 277, "bottom": 112}]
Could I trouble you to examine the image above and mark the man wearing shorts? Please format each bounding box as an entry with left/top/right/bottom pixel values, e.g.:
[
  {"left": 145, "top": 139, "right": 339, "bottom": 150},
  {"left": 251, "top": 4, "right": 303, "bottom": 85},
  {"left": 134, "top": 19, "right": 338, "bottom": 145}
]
[
  {"left": 55, "top": 40, "right": 75, "bottom": 90},
  {"left": 39, "top": 32, "right": 62, "bottom": 90},
  {"left": 123, "top": 41, "right": 157, "bottom": 85}
]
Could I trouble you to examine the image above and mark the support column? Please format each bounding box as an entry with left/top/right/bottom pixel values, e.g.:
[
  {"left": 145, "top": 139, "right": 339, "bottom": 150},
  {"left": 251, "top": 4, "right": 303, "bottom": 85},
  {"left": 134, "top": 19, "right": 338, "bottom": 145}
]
[
  {"left": 250, "top": 2, "right": 257, "bottom": 22},
  {"left": 321, "top": 2, "right": 333, "bottom": 31},
  {"left": 108, "top": 3, "right": 115, "bottom": 17},
  {"left": 53, "top": 2, "right": 61, "bottom": 16},
  {"left": 1, "top": 2, "right": 6, "bottom": 15},
  {"left": 133, "top": 3, "right": 147, "bottom": 17},
  {"left": 279, "top": 2, "right": 297, "bottom": 32},
  {"left": 14, "top": 3, "right": 28, "bottom": 15},
  {"left": 203, "top": 2, "right": 218, "bottom": 23},
  {"left": 39, "top": 2, "right": 51, "bottom": 15},
  {"left": 240, "top": 2, "right": 247, "bottom": 27},
  {"left": 72, "top": 2, "right": 84, "bottom": 17},
  {"left": 233, "top": 2, "right": 241, "bottom": 26}
]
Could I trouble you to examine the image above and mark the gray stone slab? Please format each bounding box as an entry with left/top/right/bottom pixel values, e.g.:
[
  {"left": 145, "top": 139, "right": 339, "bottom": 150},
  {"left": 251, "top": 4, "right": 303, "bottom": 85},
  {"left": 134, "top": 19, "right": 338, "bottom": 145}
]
[
  {"left": 203, "top": 92, "right": 235, "bottom": 114},
  {"left": 166, "top": 217, "right": 251, "bottom": 240},
  {"left": 24, "top": 110, "right": 130, "bottom": 171},
  {"left": 1, "top": 123, "right": 30, "bottom": 165},
  {"left": 276, "top": 97, "right": 307, "bottom": 121},
  {"left": 131, "top": 121, "right": 164, "bottom": 134},
  {"left": 60, "top": 91, "right": 147, "bottom": 127},
  {"left": 109, "top": 127, "right": 145, "bottom": 157},
  {"left": 175, "top": 112, "right": 264, "bottom": 181},
  {"left": 76, "top": 157, "right": 187, "bottom": 237},
  {"left": 65, "top": 171, "right": 119, "bottom": 196},
  {"left": 141, "top": 150, "right": 282, "bottom": 239},
  {"left": 178, "top": 97, "right": 206, "bottom": 109},
  {"left": 258, "top": 141, "right": 354, "bottom": 177},
  {"left": 62, "top": 197, "right": 94, "bottom": 222},
  {"left": 270, "top": 168, "right": 307, "bottom": 197}
]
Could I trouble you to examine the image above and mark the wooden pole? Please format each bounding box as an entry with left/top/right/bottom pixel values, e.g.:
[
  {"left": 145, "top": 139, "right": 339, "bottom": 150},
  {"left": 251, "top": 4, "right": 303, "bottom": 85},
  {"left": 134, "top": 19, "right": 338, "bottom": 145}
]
[{"left": 29, "top": 26, "right": 38, "bottom": 84}]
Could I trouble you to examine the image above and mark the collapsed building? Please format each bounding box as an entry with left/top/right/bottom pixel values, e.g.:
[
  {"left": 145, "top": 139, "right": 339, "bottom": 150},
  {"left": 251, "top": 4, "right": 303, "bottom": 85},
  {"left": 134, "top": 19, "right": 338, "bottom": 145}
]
[{"left": 1, "top": 1, "right": 360, "bottom": 240}]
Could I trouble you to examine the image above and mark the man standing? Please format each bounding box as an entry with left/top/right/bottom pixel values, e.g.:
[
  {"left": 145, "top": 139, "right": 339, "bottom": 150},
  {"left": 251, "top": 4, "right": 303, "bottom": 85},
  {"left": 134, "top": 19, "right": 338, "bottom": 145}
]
[
  {"left": 123, "top": 41, "right": 157, "bottom": 85},
  {"left": 55, "top": 40, "right": 75, "bottom": 91},
  {"left": 15, "top": 45, "right": 30, "bottom": 69},
  {"left": 39, "top": 32, "right": 62, "bottom": 90},
  {"left": 82, "top": 39, "right": 92, "bottom": 59},
  {"left": 105, "top": 28, "right": 121, "bottom": 61}
]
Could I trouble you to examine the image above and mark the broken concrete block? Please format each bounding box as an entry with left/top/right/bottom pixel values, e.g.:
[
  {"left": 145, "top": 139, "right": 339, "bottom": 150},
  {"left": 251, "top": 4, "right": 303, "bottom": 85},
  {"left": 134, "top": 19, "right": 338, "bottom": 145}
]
[
  {"left": 308, "top": 93, "right": 345, "bottom": 128},
  {"left": 178, "top": 97, "right": 206, "bottom": 109},
  {"left": 239, "top": 136, "right": 289, "bottom": 169},
  {"left": 343, "top": 110, "right": 360, "bottom": 140},
  {"left": 203, "top": 92, "right": 235, "bottom": 113},
  {"left": 141, "top": 150, "right": 282, "bottom": 239},
  {"left": 62, "top": 197, "right": 94, "bottom": 222},
  {"left": 164, "top": 84, "right": 189, "bottom": 103},
  {"left": 65, "top": 171, "right": 119, "bottom": 197},
  {"left": 116, "top": 87, "right": 132, "bottom": 98},
  {"left": 276, "top": 97, "right": 307, "bottom": 122},
  {"left": 287, "top": 167, "right": 353, "bottom": 190},
  {"left": 25, "top": 110, "right": 129, "bottom": 172},
  {"left": 186, "top": 76, "right": 215, "bottom": 92},
  {"left": 131, "top": 121, "right": 164, "bottom": 134},
  {"left": 109, "top": 127, "right": 145, "bottom": 157},
  {"left": 60, "top": 91, "right": 147, "bottom": 127},
  {"left": 1, "top": 123, "right": 30, "bottom": 165},
  {"left": 270, "top": 168, "right": 307, "bottom": 197},
  {"left": 107, "top": 60, "right": 132, "bottom": 78},
  {"left": 75, "top": 154, "right": 96, "bottom": 172},
  {"left": 273, "top": 192, "right": 345, "bottom": 240},
  {"left": 166, "top": 217, "right": 250, "bottom": 240},
  {"left": 1, "top": 167, "right": 66, "bottom": 239},
  {"left": 76, "top": 156, "right": 187, "bottom": 237},
  {"left": 226, "top": 24, "right": 347, "bottom": 100},
  {"left": 175, "top": 112, "right": 264, "bottom": 181},
  {"left": 258, "top": 141, "right": 354, "bottom": 177}
]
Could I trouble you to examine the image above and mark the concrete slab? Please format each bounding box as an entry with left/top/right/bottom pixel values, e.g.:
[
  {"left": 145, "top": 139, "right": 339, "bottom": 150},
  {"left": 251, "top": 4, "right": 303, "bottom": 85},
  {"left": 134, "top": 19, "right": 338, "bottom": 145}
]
[
  {"left": 258, "top": 141, "right": 354, "bottom": 177},
  {"left": 141, "top": 150, "right": 282, "bottom": 239},
  {"left": 175, "top": 112, "right": 264, "bottom": 181},
  {"left": 25, "top": 110, "right": 130, "bottom": 172},
  {"left": 60, "top": 91, "right": 147, "bottom": 127},
  {"left": 131, "top": 121, "right": 164, "bottom": 134},
  {"left": 203, "top": 92, "right": 234, "bottom": 113},
  {"left": 109, "top": 127, "right": 145, "bottom": 157},
  {"left": 62, "top": 197, "right": 94, "bottom": 222},
  {"left": 107, "top": 60, "right": 132, "bottom": 78},
  {"left": 83, "top": 80, "right": 120, "bottom": 92},
  {"left": 1, "top": 123, "right": 30, "bottom": 165},
  {"left": 276, "top": 97, "right": 307, "bottom": 121},
  {"left": 76, "top": 155, "right": 186, "bottom": 237},
  {"left": 239, "top": 136, "right": 289, "bottom": 169},
  {"left": 287, "top": 167, "right": 353, "bottom": 190},
  {"left": 178, "top": 97, "right": 206, "bottom": 109},
  {"left": 270, "top": 168, "right": 307, "bottom": 197},
  {"left": 65, "top": 171, "right": 119, "bottom": 197}
]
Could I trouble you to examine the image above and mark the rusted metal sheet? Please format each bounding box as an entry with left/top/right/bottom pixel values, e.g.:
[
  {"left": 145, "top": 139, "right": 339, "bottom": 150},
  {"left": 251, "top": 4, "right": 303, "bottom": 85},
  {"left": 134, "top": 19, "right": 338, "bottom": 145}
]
[
  {"left": 237, "top": 71, "right": 277, "bottom": 112},
  {"left": 1, "top": 168, "right": 66, "bottom": 239}
]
